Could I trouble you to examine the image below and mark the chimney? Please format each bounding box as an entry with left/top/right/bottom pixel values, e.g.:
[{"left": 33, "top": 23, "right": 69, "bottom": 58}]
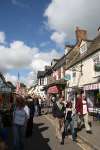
[
  {"left": 76, "top": 27, "right": 87, "bottom": 42},
  {"left": 98, "top": 26, "right": 100, "bottom": 33}
]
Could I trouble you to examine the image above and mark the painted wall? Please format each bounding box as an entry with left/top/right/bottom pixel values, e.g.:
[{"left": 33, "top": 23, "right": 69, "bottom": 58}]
[{"left": 68, "top": 51, "right": 100, "bottom": 87}]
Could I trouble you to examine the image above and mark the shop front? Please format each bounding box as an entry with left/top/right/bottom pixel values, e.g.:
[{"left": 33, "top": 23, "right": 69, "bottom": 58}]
[
  {"left": 84, "top": 83, "right": 100, "bottom": 113},
  {"left": 67, "top": 86, "right": 83, "bottom": 102},
  {"left": 0, "top": 84, "right": 12, "bottom": 110},
  {"left": 47, "top": 79, "right": 66, "bottom": 97}
]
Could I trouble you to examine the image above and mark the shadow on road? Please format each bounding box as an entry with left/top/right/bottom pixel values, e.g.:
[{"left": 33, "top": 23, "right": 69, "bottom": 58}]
[
  {"left": 25, "top": 123, "right": 51, "bottom": 150},
  {"left": 7, "top": 122, "right": 51, "bottom": 150}
]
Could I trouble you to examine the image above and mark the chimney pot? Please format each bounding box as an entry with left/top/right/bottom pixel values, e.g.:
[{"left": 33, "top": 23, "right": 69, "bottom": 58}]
[
  {"left": 76, "top": 27, "right": 87, "bottom": 42},
  {"left": 98, "top": 26, "right": 100, "bottom": 32}
]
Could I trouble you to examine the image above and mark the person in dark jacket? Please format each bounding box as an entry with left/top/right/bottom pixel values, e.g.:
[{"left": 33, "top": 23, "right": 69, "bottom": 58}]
[
  {"left": 26, "top": 98, "right": 35, "bottom": 138},
  {"left": 76, "top": 94, "right": 92, "bottom": 133},
  {"left": 53, "top": 96, "right": 65, "bottom": 144}
]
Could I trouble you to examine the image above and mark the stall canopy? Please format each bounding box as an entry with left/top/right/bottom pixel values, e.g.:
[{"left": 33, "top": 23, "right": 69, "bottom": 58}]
[{"left": 47, "top": 86, "right": 60, "bottom": 94}]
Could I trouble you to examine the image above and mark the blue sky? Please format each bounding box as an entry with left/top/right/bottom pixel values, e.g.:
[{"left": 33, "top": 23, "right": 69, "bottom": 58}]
[
  {"left": 0, "top": 0, "right": 99, "bottom": 86},
  {"left": 0, "top": 0, "right": 62, "bottom": 86},
  {"left": 0, "top": 0, "right": 51, "bottom": 47}
]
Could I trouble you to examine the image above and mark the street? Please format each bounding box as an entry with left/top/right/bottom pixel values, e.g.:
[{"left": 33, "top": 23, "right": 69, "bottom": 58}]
[
  {"left": 7, "top": 115, "right": 83, "bottom": 150},
  {"left": 25, "top": 115, "right": 82, "bottom": 150}
]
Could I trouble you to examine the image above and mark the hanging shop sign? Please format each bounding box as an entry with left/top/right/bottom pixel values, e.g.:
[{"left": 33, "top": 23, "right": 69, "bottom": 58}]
[
  {"left": 64, "top": 74, "right": 71, "bottom": 81},
  {"left": 64, "top": 70, "right": 72, "bottom": 81}
]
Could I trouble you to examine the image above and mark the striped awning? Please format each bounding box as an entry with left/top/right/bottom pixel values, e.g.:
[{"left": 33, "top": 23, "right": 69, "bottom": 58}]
[{"left": 47, "top": 86, "right": 60, "bottom": 94}]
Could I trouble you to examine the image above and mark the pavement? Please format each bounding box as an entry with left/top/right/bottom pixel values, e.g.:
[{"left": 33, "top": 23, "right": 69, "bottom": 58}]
[
  {"left": 78, "top": 118, "right": 100, "bottom": 150},
  {"left": 45, "top": 113, "right": 100, "bottom": 150}
]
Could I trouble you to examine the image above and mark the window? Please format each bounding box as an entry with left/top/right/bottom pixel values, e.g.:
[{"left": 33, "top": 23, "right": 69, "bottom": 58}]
[
  {"left": 72, "top": 71, "right": 76, "bottom": 78},
  {"left": 93, "top": 55, "right": 100, "bottom": 73},
  {"left": 93, "top": 55, "right": 99, "bottom": 64}
]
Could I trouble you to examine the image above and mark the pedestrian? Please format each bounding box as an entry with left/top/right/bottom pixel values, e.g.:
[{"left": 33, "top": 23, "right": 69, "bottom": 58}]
[
  {"left": 34, "top": 96, "right": 39, "bottom": 116},
  {"left": 76, "top": 93, "right": 92, "bottom": 134},
  {"left": 13, "top": 96, "right": 28, "bottom": 150},
  {"left": 25, "top": 98, "right": 34, "bottom": 138},
  {"left": 52, "top": 96, "right": 65, "bottom": 145},
  {"left": 38, "top": 96, "right": 42, "bottom": 115},
  {"left": 63, "top": 100, "right": 78, "bottom": 142}
]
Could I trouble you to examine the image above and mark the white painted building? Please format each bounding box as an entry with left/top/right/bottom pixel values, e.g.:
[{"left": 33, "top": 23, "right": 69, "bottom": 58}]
[{"left": 65, "top": 34, "right": 100, "bottom": 112}]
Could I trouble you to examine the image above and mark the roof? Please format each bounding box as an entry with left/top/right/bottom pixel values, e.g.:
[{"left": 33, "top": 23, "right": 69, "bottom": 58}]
[
  {"left": 66, "top": 34, "right": 100, "bottom": 69},
  {"left": 65, "top": 44, "right": 75, "bottom": 48},
  {"left": 0, "top": 73, "right": 6, "bottom": 82},
  {"left": 37, "top": 71, "right": 45, "bottom": 78},
  {"left": 52, "top": 54, "right": 66, "bottom": 70}
]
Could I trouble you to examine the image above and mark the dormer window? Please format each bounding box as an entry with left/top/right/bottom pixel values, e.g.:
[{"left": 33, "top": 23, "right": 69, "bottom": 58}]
[{"left": 93, "top": 55, "right": 100, "bottom": 72}]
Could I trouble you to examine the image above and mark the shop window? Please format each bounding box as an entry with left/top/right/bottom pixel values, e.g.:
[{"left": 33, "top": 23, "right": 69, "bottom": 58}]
[{"left": 96, "top": 92, "right": 100, "bottom": 107}]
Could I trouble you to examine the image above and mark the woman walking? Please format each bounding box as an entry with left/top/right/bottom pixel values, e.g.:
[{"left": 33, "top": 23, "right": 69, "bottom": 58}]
[
  {"left": 13, "top": 96, "right": 28, "bottom": 150},
  {"left": 63, "top": 100, "right": 78, "bottom": 142}
]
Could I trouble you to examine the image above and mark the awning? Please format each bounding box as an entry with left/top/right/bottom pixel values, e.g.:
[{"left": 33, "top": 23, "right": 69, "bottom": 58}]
[{"left": 47, "top": 86, "right": 60, "bottom": 94}]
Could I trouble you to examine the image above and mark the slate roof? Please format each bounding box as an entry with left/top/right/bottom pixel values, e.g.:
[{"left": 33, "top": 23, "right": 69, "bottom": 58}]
[
  {"left": 52, "top": 54, "right": 66, "bottom": 70},
  {"left": 65, "top": 34, "right": 100, "bottom": 69},
  {"left": 0, "top": 73, "right": 5, "bottom": 81}
]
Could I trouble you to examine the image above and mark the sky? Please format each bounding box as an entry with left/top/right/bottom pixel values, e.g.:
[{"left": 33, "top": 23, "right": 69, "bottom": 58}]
[{"left": 0, "top": 0, "right": 100, "bottom": 87}]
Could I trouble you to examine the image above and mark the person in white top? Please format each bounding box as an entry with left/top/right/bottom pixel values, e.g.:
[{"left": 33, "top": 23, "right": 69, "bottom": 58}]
[
  {"left": 24, "top": 103, "right": 30, "bottom": 120},
  {"left": 13, "top": 96, "right": 28, "bottom": 150},
  {"left": 82, "top": 93, "right": 92, "bottom": 133},
  {"left": 38, "top": 97, "right": 42, "bottom": 115}
]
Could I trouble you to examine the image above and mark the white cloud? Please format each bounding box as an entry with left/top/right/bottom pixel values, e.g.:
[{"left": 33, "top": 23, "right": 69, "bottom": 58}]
[
  {"left": 11, "top": 0, "right": 28, "bottom": 8},
  {"left": 50, "top": 32, "right": 66, "bottom": 45},
  {"left": 31, "top": 49, "right": 61, "bottom": 71},
  {"left": 0, "top": 32, "right": 5, "bottom": 44},
  {"left": 44, "top": 0, "right": 100, "bottom": 38},
  {"left": 21, "top": 71, "right": 37, "bottom": 87},
  {"left": 0, "top": 32, "right": 61, "bottom": 86},
  {"left": 0, "top": 40, "right": 39, "bottom": 71},
  {"left": 40, "top": 41, "right": 50, "bottom": 47},
  {"left": 5, "top": 73, "right": 17, "bottom": 85},
  {"left": 5, "top": 72, "right": 35, "bottom": 87}
]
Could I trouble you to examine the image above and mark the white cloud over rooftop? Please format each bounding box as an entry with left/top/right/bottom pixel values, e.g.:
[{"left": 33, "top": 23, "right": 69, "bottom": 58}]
[
  {"left": 44, "top": 0, "right": 100, "bottom": 38},
  {"left": 0, "top": 32, "right": 6, "bottom": 44}
]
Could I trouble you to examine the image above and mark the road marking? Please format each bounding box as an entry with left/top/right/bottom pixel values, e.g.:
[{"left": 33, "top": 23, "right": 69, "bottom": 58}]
[{"left": 44, "top": 115, "right": 93, "bottom": 150}]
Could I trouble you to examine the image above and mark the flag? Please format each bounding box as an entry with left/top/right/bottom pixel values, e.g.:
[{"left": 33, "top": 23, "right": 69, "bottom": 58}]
[{"left": 16, "top": 81, "right": 20, "bottom": 94}]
